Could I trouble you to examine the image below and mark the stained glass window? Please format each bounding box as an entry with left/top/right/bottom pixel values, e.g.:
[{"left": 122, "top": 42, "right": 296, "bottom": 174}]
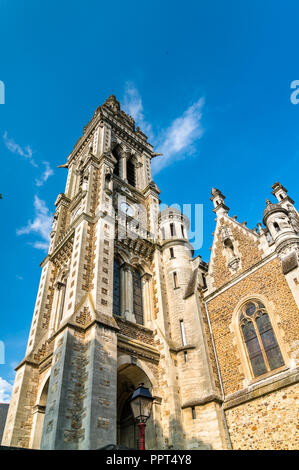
[
  {"left": 133, "top": 269, "right": 143, "bottom": 325},
  {"left": 240, "top": 300, "right": 284, "bottom": 378},
  {"left": 113, "top": 259, "right": 121, "bottom": 316}
]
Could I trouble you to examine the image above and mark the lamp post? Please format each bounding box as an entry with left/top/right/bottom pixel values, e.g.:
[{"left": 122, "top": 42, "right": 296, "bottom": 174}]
[{"left": 129, "top": 383, "right": 154, "bottom": 450}]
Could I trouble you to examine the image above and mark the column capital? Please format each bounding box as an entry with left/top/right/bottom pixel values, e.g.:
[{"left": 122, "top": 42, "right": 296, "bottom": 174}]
[
  {"left": 121, "top": 262, "right": 133, "bottom": 273},
  {"left": 32, "top": 404, "right": 46, "bottom": 415},
  {"left": 141, "top": 272, "right": 152, "bottom": 282}
]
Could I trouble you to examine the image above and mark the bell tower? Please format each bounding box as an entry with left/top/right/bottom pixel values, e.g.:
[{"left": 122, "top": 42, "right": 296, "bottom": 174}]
[
  {"left": 2, "top": 95, "right": 228, "bottom": 451},
  {"left": 2, "top": 96, "right": 160, "bottom": 450}
]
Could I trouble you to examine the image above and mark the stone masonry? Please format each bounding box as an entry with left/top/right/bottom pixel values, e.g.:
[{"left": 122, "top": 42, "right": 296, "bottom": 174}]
[{"left": 2, "top": 98, "right": 298, "bottom": 450}]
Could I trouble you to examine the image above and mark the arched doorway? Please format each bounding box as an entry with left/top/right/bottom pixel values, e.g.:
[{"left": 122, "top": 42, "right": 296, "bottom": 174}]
[{"left": 117, "top": 362, "right": 156, "bottom": 449}]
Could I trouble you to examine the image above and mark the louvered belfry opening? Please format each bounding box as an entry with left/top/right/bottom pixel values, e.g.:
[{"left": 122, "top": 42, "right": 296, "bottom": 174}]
[
  {"left": 127, "top": 158, "right": 135, "bottom": 187},
  {"left": 113, "top": 158, "right": 120, "bottom": 177},
  {"left": 133, "top": 269, "right": 143, "bottom": 325}
]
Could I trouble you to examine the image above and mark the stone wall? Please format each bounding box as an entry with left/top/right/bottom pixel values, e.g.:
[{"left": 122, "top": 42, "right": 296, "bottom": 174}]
[
  {"left": 206, "top": 257, "right": 299, "bottom": 396},
  {"left": 225, "top": 383, "right": 299, "bottom": 450}
]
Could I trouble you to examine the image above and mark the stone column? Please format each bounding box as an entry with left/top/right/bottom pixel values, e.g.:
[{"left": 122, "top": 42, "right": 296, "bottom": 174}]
[
  {"left": 120, "top": 263, "right": 135, "bottom": 323},
  {"left": 141, "top": 273, "right": 153, "bottom": 328},
  {"left": 30, "top": 405, "right": 46, "bottom": 449},
  {"left": 49, "top": 282, "right": 66, "bottom": 337},
  {"left": 121, "top": 155, "right": 127, "bottom": 182},
  {"left": 49, "top": 285, "right": 60, "bottom": 338},
  {"left": 54, "top": 282, "right": 66, "bottom": 330}
]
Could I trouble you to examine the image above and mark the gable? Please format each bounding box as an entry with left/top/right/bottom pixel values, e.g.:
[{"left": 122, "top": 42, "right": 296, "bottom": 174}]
[{"left": 208, "top": 215, "right": 263, "bottom": 291}]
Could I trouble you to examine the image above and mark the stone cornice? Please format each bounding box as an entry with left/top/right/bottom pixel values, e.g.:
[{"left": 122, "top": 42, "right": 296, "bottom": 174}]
[
  {"left": 223, "top": 367, "right": 299, "bottom": 410},
  {"left": 169, "top": 344, "right": 196, "bottom": 354},
  {"left": 143, "top": 181, "right": 161, "bottom": 198},
  {"left": 160, "top": 239, "right": 193, "bottom": 252},
  {"left": 276, "top": 237, "right": 299, "bottom": 254},
  {"left": 82, "top": 153, "right": 101, "bottom": 170},
  {"left": 54, "top": 192, "right": 71, "bottom": 208},
  {"left": 113, "top": 175, "right": 146, "bottom": 202},
  {"left": 15, "top": 358, "right": 39, "bottom": 371},
  {"left": 115, "top": 234, "right": 157, "bottom": 260},
  {"left": 181, "top": 393, "right": 223, "bottom": 409},
  {"left": 117, "top": 333, "right": 160, "bottom": 364}
]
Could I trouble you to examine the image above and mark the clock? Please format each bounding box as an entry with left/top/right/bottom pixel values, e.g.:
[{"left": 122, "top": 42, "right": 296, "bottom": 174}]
[{"left": 120, "top": 202, "right": 134, "bottom": 217}]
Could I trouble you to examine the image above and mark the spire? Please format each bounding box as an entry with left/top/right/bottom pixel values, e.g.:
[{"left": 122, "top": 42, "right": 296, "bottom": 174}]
[
  {"left": 263, "top": 199, "right": 287, "bottom": 226},
  {"left": 103, "top": 94, "right": 121, "bottom": 112},
  {"left": 272, "top": 182, "right": 294, "bottom": 204},
  {"left": 210, "top": 188, "right": 229, "bottom": 216}
]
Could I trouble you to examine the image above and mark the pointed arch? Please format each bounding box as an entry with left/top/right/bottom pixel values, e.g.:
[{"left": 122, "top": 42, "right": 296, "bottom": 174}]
[{"left": 232, "top": 295, "right": 287, "bottom": 381}]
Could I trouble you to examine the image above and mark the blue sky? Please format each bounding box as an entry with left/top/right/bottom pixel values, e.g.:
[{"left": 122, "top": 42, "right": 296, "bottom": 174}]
[{"left": 1, "top": 0, "right": 299, "bottom": 401}]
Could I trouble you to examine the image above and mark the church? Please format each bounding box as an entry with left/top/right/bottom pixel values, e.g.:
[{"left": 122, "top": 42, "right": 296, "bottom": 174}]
[{"left": 2, "top": 95, "right": 298, "bottom": 450}]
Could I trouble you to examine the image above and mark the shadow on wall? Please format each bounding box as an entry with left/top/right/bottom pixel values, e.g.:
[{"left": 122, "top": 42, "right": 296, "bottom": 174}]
[
  {"left": 0, "top": 404, "right": 9, "bottom": 443},
  {"left": 13, "top": 326, "right": 215, "bottom": 450}
]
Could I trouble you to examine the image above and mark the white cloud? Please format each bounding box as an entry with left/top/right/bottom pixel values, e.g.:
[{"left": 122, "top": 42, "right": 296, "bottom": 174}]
[
  {"left": 0, "top": 377, "right": 13, "bottom": 403},
  {"left": 3, "top": 131, "right": 37, "bottom": 167},
  {"left": 35, "top": 161, "right": 54, "bottom": 187},
  {"left": 32, "top": 241, "right": 50, "bottom": 251},
  {"left": 152, "top": 98, "right": 205, "bottom": 175},
  {"left": 17, "top": 196, "right": 52, "bottom": 251},
  {"left": 122, "top": 82, "right": 153, "bottom": 140},
  {"left": 121, "top": 84, "right": 205, "bottom": 175}
]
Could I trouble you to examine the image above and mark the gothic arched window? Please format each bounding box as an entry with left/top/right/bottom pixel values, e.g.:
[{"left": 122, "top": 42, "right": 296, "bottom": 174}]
[
  {"left": 240, "top": 300, "right": 284, "bottom": 378},
  {"left": 127, "top": 159, "right": 136, "bottom": 187},
  {"left": 112, "top": 146, "right": 121, "bottom": 177},
  {"left": 224, "top": 238, "right": 235, "bottom": 258},
  {"left": 113, "top": 259, "right": 121, "bottom": 316},
  {"left": 132, "top": 269, "right": 143, "bottom": 325}
]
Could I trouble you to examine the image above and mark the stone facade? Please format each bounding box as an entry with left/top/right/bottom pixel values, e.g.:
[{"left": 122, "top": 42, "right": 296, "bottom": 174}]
[
  {"left": 2, "top": 98, "right": 298, "bottom": 450},
  {"left": 205, "top": 186, "right": 299, "bottom": 449}
]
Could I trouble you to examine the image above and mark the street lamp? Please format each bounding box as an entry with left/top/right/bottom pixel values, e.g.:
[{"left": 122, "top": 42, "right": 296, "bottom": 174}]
[{"left": 130, "top": 383, "right": 154, "bottom": 450}]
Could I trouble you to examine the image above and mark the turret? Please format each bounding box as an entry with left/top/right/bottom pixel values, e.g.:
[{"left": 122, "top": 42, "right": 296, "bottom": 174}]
[
  {"left": 159, "top": 206, "right": 189, "bottom": 243},
  {"left": 263, "top": 199, "right": 299, "bottom": 252},
  {"left": 159, "top": 206, "right": 193, "bottom": 338},
  {"left": 272, "top": 182, "right": 294, "bottom": 205},
  {"left": 210, "top": 188, "right": 229, "bottom": 217}
]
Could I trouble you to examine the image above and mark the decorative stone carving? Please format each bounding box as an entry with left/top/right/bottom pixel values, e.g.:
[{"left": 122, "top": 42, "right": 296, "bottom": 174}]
[
  {"left": 281, "top": 251, "right": 299, "bottom": 274},
  {"left": 227, "top": 256, "right": 241, "bottom": 272},
  {"left": 220, "top": 225, "right": 232, "bottom": 242},
  {"left": 288, "top": 207, "right": 299, "bottom": 234}
]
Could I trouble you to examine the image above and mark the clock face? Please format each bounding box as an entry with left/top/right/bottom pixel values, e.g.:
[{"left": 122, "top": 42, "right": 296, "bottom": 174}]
[{"left": 120, "top": 202, "right": 134, "bottom": 216}]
